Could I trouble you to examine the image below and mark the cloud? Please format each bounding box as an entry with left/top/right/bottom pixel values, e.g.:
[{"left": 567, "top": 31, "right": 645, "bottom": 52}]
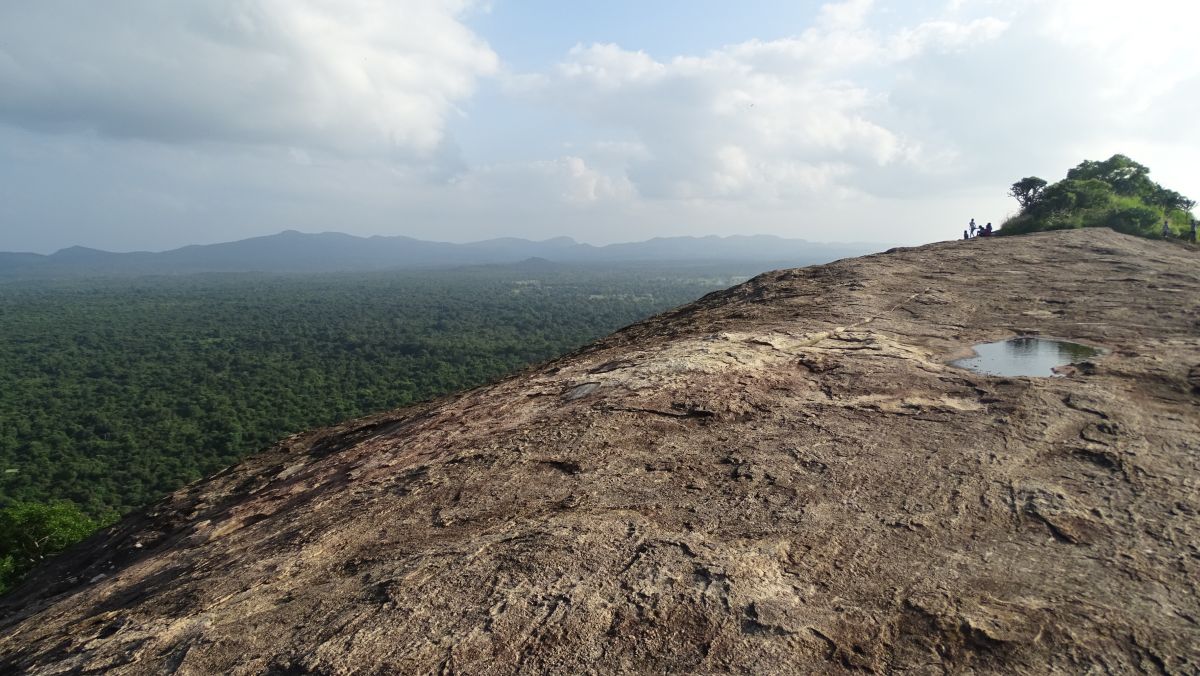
[
  {"left": 1035, "top": 0, "right": 1199, "bottom": 117},
  {"left": 512, "top": 0, "right": 1196, "bottom": 208},
  {"left": 877, "top": 0, "right": 1199, "bottom": 193},
  {"left": 0, "top": 1, "right": 497, "bottom": 160},
  {"left": 2, "top": 0, "right": 1196, "bottom": 254},
  {"left": 455, "top": 155, "right": 635, "bottom": 206},
  {"left": 513, "top": 2, "right": 1015, "bottom": 203},
  {"left": 818, "top": 0, "right": 874, "bottom": 31}
]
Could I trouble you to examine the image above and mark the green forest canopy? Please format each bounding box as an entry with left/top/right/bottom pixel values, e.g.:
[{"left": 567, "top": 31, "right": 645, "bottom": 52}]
[
  {"left": 999, "top": 154, "right": 1195, "bottom": 238},
  {"left": 0, "top": 501, "right": 102, "bottom": 595},
  {"left": 0, "top": 262, "right": 767, "bottom": 595},
  {"left": 0, "top": 263, "right": 760, "bottom": 518}
]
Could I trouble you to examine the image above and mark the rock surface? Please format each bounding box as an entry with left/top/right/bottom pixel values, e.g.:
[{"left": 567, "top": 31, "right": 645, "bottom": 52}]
[{"left": 2, "top": 229, "right": 1199, "bottom": 674}]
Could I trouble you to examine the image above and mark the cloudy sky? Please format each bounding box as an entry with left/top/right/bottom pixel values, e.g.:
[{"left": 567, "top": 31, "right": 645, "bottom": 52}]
[{"left": 1, "top": 0, "right": 1195, "bottom": 253}]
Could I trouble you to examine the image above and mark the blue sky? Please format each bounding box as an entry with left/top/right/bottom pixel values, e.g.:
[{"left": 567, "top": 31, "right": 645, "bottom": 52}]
[
  {"left": 471, "top": 1, "right": 828, "bottom": 68},
  {"left": 0, "top": 0, "right": 1195, "bottom": 253}
]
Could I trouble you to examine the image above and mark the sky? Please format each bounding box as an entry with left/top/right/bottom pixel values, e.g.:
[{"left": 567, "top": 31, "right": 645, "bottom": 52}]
[{"left": 0, "top": 0, "right": 1196, "bottom": 253}]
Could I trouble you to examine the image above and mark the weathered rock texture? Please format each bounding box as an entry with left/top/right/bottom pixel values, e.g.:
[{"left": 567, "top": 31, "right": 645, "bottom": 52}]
[{"left": 2, "top": 229, "right": 1198, "bottom": 674}]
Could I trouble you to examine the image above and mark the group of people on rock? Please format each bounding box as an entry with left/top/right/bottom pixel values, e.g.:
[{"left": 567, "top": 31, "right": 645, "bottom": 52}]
[
  {"left": 1164, "top": 217, "right": 1200, "bottom": 242},
  {"left": 960, "top": 216, "right": 1197, "bottom": 242},
  {"left": 963, "top": 218, "right": 992, "bottom": 240}
]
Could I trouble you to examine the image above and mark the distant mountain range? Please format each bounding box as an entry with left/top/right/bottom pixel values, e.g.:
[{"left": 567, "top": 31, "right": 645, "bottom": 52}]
[{"left": 0, "top": 230, "right": 884, "bottom": 277}]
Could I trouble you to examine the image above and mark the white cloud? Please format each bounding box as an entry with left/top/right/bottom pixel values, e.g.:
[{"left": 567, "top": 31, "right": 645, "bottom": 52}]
[
  {"left": 1035, "top": 0, "right": 1199, "bottom": 114},
  {"left": 511, "top": 0, "right": 1196, "bottom": 216},
  {"left": 0, "top": 1, "right": 497, "bottom": 160},
  {"left": 818, "top": 0, "right": 874, "bottom": 31},
  {"left": 889, "top": 17, "right": 1008, "bottom": 59},
  {"left": 516, "top": 1, "right": 1010, "bottom": 203},
  {"left": 456, "top": 155, "right": 635, "bottom": 206}
]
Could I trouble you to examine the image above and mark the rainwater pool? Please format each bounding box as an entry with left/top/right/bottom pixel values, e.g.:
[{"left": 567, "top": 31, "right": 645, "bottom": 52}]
[{"left": 951, "top": 337, "right": 1100, "bottom": 377}]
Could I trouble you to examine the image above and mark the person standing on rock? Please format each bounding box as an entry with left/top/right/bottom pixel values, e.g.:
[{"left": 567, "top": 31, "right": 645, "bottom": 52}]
[
  {"left": 1163, "top": 218, "right": 1171, "bottom": 238},
  {"left": 1191, "top": 218, "right": 1197, "bottom": 242},
  {"left": 969, "top": 219, "right": 977, "bottom": 237}
]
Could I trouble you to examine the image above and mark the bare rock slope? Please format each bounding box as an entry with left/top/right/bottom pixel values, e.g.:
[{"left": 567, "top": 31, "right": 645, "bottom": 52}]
[{"left": 2, "top": 229, "right": 1199, "bottom": 674}]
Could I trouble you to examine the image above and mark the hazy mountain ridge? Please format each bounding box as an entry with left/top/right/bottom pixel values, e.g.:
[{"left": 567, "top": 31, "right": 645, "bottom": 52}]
[{"left": 0, "top": 231, "right": 881, "bottom": 277}]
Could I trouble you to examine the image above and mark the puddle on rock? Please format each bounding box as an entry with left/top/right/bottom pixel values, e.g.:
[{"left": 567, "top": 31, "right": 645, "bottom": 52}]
[{"left": 951, "top": 337, "right": 1100, "bottom": 377}]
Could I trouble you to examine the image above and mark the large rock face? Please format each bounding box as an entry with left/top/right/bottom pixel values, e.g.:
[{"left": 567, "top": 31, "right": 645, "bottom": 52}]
[{"left": 2, "top": 229, "right": 1198, "bottom": 674}]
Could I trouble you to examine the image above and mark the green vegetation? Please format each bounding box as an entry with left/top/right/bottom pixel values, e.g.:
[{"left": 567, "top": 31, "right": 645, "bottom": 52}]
[
  {"left": 999, "top": 154, "right": 1195, "bottom": 238},
  {"left": 0, "top": 261, "right": 758, "bottom": 593},
  {"left": 0, "top": 262, "right": 762, "bottom": 513},
  {"left": 0, "top": 501, "right": 107, "bottom": 595},
  {"left": 0, "top": 263, "right": 753, "bottom": 516}
]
